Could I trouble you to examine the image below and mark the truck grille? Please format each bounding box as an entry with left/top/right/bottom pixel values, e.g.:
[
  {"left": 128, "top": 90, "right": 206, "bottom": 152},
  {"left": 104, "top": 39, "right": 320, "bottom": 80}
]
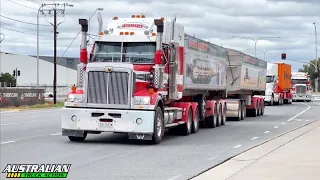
[
  {"left": 87, "top": 71, "right": 130, "bottom": 105},
  {"left": 295, "top": 85, "right": 306, "bottom": 94}
]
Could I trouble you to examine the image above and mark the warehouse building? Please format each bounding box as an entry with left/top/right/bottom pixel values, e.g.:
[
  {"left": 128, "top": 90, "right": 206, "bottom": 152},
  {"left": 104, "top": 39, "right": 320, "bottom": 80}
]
[{"left": 0, "top": 52, "right": 78, "bottom": 96}]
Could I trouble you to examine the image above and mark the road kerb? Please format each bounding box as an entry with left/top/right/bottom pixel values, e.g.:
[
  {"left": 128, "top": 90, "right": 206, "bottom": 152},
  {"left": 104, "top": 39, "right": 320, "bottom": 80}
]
[{"left": 191, "top": 120, "right": 320, "bottom": 180}]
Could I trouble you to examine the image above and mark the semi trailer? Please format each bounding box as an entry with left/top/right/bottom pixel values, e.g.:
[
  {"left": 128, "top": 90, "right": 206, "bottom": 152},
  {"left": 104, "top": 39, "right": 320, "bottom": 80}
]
[
  {"left": 61, "top": 14, "right": 266, "bottom": 144},
  {"left": 264, "top": 62, "right": 293, "bottom": 105}
]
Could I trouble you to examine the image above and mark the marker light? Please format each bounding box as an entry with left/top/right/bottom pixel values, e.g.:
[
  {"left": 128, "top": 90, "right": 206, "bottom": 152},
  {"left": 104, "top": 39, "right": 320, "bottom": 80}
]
[
  {"left": 132, "top": 15, "right": 135, "bottom": 18},
  {"left": 152, "top": 32, "right": 156, "bottom": 36},
  {"left": 130, "top": 32, "right": 135, "bottom": 35},
  {"left": 120, "top": 32, "right": 124, "bottom": 35},
  {"left": 99, "top": 31, "right": 104, "bottom": 35},
  {"left": 137, "top": 15, "right": 141, "bottom": 18},
  {"left": 161, "top": 17, "right": 164, "bottom": 21},
  {"left": 125, "top": 32, "right": 129, "bottom": 35},
  {"left": 141, "top": 14, "right": 145, "bottom": 18},
  {"left": 113, "top": 16, "right": 118, "bottom": 20}
]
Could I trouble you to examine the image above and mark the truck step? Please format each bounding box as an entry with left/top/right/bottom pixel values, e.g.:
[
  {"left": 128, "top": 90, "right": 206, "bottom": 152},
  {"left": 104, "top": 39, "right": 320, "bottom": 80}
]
[
  {"left": 164, "top": 107, "right": 183, "bottom": 111},
  {"left": 165, "top": 121, "right": 185, "bottom": 128}
]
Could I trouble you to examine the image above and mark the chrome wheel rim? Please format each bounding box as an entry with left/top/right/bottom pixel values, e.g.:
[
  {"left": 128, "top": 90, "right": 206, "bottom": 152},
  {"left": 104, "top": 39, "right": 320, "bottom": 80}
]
[{"left": 156, "top": 113, "right": 162, "bottom": 137}]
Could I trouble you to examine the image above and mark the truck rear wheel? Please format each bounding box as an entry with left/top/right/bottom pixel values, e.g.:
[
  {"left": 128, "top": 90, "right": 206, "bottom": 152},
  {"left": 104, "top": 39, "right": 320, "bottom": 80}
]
[
  {"left": 180, "top": 107, "right": 192, "bottom": 135},
  {"left": 192, "top": 108, "right": 200, "bottom": 133},
  {"left": 195, "top": 94, "right": 206, "bottom": 121},
  {"left": 221, "top": 103, "right": 227, "bottom": 125},
  {"left": 151, "top": 107, "right": 164, "bottom": 144},
  {"left": 240, "top": 101, "right": 245, "bottom": 120},
  {"left": 206, "top": 104, "right": 217, "bottom": 128}
]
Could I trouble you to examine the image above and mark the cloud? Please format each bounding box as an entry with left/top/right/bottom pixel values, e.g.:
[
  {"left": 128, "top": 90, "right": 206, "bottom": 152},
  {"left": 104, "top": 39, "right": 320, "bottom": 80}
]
[{"left": 0, "top": 0, "right": 319, "bottom": 73}]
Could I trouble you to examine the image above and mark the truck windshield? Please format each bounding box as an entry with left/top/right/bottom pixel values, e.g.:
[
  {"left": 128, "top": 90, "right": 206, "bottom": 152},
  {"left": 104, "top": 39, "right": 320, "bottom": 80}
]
[
  {"left": 92, "top": 41, "right": 156, "bottom": 64},
  {"left": 292, "top": 79, "right": 307, "bottom": 84},
  {"left": 266, "top": 76, "right": 274, "bottom": 83}
]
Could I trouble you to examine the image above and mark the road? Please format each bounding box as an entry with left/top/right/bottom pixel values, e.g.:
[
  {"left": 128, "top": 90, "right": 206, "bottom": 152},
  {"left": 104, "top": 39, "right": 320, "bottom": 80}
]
[{"left": 1, "top": 99, "right": 319, "bottom": 180}]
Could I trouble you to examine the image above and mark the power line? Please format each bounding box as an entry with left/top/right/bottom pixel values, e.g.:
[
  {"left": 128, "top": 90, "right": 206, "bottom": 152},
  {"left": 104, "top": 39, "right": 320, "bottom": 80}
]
[
  {"left": 0, "top": 15, "right": 50, "bottom": 26},
  {"left": 1, "top": 22, "right": 51, "bottom": 32},
  {"left": 5, "top": 0, "right": 38, "bottom": 10},
  {"left": 0, "top": 26, "right": 75, "bottom": 39}
]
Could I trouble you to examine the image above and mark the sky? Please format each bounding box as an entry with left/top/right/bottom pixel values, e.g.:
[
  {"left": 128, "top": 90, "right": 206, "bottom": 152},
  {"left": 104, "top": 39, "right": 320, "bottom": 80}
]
[{"left": 0, "top": 0, "right": 319, "bottom": 72}]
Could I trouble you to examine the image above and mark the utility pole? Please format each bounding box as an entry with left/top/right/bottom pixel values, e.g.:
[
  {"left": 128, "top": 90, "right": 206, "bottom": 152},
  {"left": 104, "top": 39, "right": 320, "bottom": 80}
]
[{"left": 41, "top": 3, "right": 73, "bottom": 104}]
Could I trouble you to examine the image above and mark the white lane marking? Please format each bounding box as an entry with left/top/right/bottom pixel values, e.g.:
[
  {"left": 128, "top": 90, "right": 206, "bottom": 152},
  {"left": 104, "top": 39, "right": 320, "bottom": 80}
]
[
  {"left": 233, "top": 144, "right": 242, "bottom": 148},
  {"left": 208, "top": 156, "right": 218, "bottom": 160},
  {"left": 167, "top": 174, "right": 181, "bottom": 180},
  {"left": 281, "top": 122, "right": 286, "bottom": 125},
  {"left": 1, "top": 119, "right": 57, "bottom": 126},
  {"left": 286, "top": 103, "right": 311, "bottom": 122},
  {"left": 251, "top": 137, "right": 259, "bottom": 140},
  {"left": 264, "top": 131, "right": 270, "bottom": 134},
  {"left": 305, "top": 120, "right": 309, "bottom": 121},
  {"left": 1, "top": 141, "right": 16, "bottom": 144},
  {"left": 2, "top": 132, "right": 63, "bottom": 143},
  {"left": 50, "top": 133, "right": 62, "bottom": 136},
  {"left": 274, "top": 126, "right": 279, "bottom": 129}
]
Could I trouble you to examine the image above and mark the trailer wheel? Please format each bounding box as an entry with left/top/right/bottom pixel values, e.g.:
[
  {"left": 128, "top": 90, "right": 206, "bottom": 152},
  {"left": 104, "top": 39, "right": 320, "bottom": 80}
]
[
  {"left": 180, "top": 107, "right": 193, "bottom": 135},
  {"left": 270, "top": 95, "right": 274, "bottom": 106},
  {"left": 206, "top": 104, "right": 217, "bottom": 128},
  {"left": 252, "top": 102, "right": 258, "bottom": 117},
  {"left": 68, "top": 132, "right": 87, "bottom": 142},
  {"left": 216, "top": 103, "right": 222, "bottom": 126},
  {"left": 221, "top": 103, "right": 227, "bottom": 125},
  {"left": 240, "top": 101, "right": 245, "bottom": 120},
  {"left": 192, "top": 108, "right": 200, "bottom": 133},
  {"left": 151, "top": 107, "right": 164, "bottom": 144},
  {"left": 260, "top": 100, "right": 264, "bottom": 115},
  {"left": 195, "top": 94, "right": 206, "bottom": 121}
]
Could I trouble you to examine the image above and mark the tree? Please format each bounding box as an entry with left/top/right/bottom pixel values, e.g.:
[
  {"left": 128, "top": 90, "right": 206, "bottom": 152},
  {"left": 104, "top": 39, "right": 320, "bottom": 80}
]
[
  {"left": 298, "top": 58, "right": 320, "bottom": 91},
  {"left": 0, "top": 72, "right": 16, "bottom": 87}
]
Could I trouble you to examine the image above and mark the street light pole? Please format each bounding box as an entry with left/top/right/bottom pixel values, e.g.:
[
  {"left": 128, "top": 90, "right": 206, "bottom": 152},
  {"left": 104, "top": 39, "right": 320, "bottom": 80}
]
[
  {"left": 313, "top": 23, "right": 318, "bottom": 92},
  {"left": 232, "top": 36, "right": 281, "bottom": 60},
  {"left": 37, "top": 4, "right": 46, "bottom": 89}
]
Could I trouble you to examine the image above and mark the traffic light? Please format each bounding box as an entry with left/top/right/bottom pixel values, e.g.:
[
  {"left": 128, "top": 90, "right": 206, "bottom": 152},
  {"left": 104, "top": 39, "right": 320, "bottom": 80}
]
[
  {"left": 17, "top": 70, "right": 20, "bottom": 76},
  {"left": 281, "top": 53, "right": 286, "bottom": 60},
  {"left": 13, "top": 70, "right": 16, "bottom": 76}
]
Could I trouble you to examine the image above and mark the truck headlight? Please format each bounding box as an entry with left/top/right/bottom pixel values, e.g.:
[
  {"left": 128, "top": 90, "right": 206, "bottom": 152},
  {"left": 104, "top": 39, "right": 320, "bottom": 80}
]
[
  {"left": 133, "top": 96, "right": 150, "bottom": 105},
  {"left": 67, "top": 94, "right": 84, "bottom": 102}
]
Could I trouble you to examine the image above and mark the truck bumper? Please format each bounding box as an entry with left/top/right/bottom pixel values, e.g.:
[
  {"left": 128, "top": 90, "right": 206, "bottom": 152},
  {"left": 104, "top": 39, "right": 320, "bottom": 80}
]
[
  {"left": 264, "top": 95, "right": 272, "bottom": 102},
  {"left": 292, "top": 94, "right": 312, "bottom": 101},
  {"left": 61, "top": 107, "right": 155, "bottom": 135}
]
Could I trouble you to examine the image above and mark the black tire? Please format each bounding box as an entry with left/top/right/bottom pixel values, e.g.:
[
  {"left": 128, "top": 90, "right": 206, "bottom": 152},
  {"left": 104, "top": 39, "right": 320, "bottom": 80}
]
[
  {"left": 252, "top": 102, "right": 258, "bottom": 117},
  {"left": 192, "top": 107, "right": 200, "bottom": 133},
  {"left": 180, "top": 107, "right": 192, "bottom": 135},
  {"left": 221, "top": 103, "right": 226, "bottom": 125},
  {"left": 151, "top": 107, "right": 165, "bottom": 144},
  {"left": 206, "top": 104, "right": 217, "bottom": 128},
  {"left": 195, "top": 94, "right": 206, "bottom": 121},
  {"left": 240, "top": 101, "right": 245, "bottom": 120},
  {"left": 270, "top": 95, "right": 274, "bottom": 106},
  {"left": 216, "top": 103, "right": 222, "bottom": 126},
  {"left": 68, "top": 132, "right": 87, "bottom": 142},
  {"left": 260, "top": 100, "right": 264, "bottom": 115}
]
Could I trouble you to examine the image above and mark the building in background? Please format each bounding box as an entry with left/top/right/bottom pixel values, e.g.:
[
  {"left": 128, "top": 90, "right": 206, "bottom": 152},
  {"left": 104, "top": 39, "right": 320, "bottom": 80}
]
[{"left": 0, "top": 52, "right": 78, "bottom": 96}]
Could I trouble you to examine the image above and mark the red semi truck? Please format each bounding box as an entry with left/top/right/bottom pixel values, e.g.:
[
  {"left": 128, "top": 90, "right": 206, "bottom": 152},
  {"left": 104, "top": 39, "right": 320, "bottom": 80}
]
[{"left": 61, "top": 14, "right": 266, "bottom": 144}]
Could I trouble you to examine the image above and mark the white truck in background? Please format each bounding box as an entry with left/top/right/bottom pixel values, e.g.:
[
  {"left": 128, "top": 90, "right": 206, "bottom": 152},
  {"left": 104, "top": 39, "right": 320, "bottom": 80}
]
[{"left": 291, "top": 72, "right": 312, "bottom": 102}]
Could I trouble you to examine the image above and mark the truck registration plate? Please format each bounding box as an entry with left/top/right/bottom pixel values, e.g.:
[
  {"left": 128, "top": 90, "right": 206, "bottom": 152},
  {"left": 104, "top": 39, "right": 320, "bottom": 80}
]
[{"left": 99, "top": 122, "right": 113, "bottom": 130}]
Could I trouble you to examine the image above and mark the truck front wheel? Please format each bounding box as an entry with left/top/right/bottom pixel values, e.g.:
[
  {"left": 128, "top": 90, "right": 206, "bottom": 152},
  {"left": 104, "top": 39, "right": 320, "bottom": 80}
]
[
  {"left": 151, "top": 107, "right": 165, "bottom": 144},
  {"left": 68, "top": 132, "right": 87, "bottom": 142}
]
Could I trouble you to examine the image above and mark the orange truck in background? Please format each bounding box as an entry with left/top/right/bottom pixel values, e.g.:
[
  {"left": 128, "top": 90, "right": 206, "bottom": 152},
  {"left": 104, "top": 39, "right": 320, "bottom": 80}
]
[{"left": 264, "top": 62, "right": 293, "bottom": 105}]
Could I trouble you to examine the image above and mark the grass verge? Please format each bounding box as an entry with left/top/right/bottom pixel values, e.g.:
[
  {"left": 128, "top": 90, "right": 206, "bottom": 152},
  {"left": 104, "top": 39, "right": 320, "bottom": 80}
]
[{"left": 0, "top": 101, "right": 64, "bottom": 111}]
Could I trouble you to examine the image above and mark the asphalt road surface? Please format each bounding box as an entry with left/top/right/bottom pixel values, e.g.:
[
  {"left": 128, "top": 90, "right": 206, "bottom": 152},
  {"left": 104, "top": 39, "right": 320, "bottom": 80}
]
[{"left": 1, "top": 101, "right": 319, "bottom": 180}]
